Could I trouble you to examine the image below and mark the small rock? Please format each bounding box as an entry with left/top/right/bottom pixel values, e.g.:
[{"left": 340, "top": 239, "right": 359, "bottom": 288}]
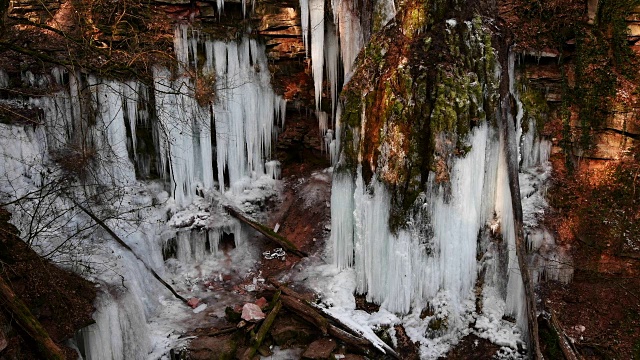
[
  {"left": 255, "top": 297, "right": 268, "bottom": 309},
  {"left": 187, "top": 297, "right": 200, "bottom": 308},
  {"left": 193, "top": 304, "right": 207, "bottom": 313},
  {"left": 302, "top": 338, "right": 337, "bottom": 359},
  {"left": 241, "top": 303, "right": 266, "bottom": 322},
  {"left": 0, "top": 329, "right": 7, "bottom": 353}
]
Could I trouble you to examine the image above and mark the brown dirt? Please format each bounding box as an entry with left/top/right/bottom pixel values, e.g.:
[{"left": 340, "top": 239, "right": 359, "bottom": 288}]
[
  {"left": 259, "top": 162, "right": 331, "bottom": 281},
  {"left": 541, "top": 149, "right": 640, "bottom": 359},
  {"left": 442, "top": 334, "right": 501, "bottom": 359},
  {"left": 0, "top": 208, "right": 96, "bottom": 359}
]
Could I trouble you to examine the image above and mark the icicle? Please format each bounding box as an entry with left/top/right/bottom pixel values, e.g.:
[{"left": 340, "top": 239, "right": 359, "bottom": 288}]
[
  {"left": 317, "top": 110, "right": 328, "bottom": 135},
  {"left": 332, "top": 124, "right": 492, "bottom": 319},
  {"left": 333, "top": 0, "right": 364, "bottom": 79},
  {"left": 123, "top": 81, "right": 138, "bottom": 162},
  {"left": 174, "top": 24, "right": 190, "bottom": 69},
  {"left": 265, "top": 160, "right": 281, "bottom": 180},
  {"left": 300, "top": 0, "right": 310, "bottom": 55},
  {"left": 324, "top": 23, "right": 340, "bottom": 119},
  {"left": 310, "top": 0, "right": 325, "bottom": 111}
]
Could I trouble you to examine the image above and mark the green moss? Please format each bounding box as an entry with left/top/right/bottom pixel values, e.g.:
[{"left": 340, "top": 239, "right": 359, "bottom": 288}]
[
  {"left": 519, "top": 80, "right": 549, "bottom": 134},
  {"left": 539, "top": 325, "right": 562, "bottom": 359},
  {"left": 564, "top": 0, "right": 640, "bottom": 152},
  {"left": 335, "top": 6, "right": 500, "bottom": 232}
]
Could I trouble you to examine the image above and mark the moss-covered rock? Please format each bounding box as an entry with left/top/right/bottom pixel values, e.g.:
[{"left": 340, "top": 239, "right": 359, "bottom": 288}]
[{"left": 336, "top": 3, "right": 499, "bottom": 231}]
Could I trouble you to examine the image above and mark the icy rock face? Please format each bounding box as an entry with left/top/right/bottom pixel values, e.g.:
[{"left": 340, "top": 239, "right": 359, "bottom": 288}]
[{"left": 326, "top": 12, "right": 556, "bottom": 355}]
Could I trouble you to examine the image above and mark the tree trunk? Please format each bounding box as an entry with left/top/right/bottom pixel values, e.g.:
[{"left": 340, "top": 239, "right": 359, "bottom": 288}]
[
  {"left": 224, "top": 206, "right": 307, "bottom": 257},
  {"left": 0, "top": 277, "right": 65, "bottom": 360},
  {"left": 73, "top": 200, "right": 189, "bottom": 304}
]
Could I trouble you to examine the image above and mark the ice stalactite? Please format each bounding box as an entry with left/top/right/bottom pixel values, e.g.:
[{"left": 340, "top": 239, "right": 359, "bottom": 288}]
[
  {"left": 310, "top": 0, "right": 325, "bottom": 112},
  {"left": 331, "top": 0, "right": 364, "bottom": 79},
  {"left": 325, "top": 22, "right": 340, "bottom": 120},
  {"left": 495, "top": 132, "right": 527, "bottom": 337},
  {"left": 166, "top": 220, "right": 243, "bottom": 264},
  {"left": 330, "top": 170, "right": 355, "bottom": 269},
  {"left": 154, "top": 67, "right": 210, "bottom": 207},
  {"left": 265, "top": 160, "right": 281, "bottom": 180},
  {"left": 300, "top": 0, "right": 310, "bottom": 54}
]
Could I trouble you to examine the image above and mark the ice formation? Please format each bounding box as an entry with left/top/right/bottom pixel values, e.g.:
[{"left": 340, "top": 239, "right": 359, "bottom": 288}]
[
  {"left": 159, "top": 25, "right": 286, "bottom": 198},
  {"left": 332, "top": 124, "right": 496, "bottom": 318},
  {"left": 325, "top": 46, "right": 565, "bottom": 356},
  {"left": 0, "top": 24, "right": 285, "bottom": 359},
  {"left": 310, "top": 0, "right": 325, "bottom": 111},
  {"left": 331, "top": 0, "right": 364, "bottom": 77}
]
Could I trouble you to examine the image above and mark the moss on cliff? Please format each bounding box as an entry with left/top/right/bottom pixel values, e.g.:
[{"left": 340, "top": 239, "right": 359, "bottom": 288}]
[{"left": 336, "top": 1, "right": 498, "bottom": 231}]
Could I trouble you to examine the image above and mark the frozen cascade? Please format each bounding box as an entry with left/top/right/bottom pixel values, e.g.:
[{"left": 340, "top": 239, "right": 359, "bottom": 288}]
[
  {"left": 495, "top": 132, "right": 528, "bottom": 338},
  {"left": 330, "top": 170, "right": 355, "bottom": 269},
  {"left": 159, "top": 25, "right": 286, "bottom": 198},
  {"left": 0, "top": 74, "right": 171, "bottom": 359},
  {"left": 0, "top": 24, "right": 288, "bottom": 360},
  {"left": 333, "top": 123, "right": 499, "bottom": 320}
]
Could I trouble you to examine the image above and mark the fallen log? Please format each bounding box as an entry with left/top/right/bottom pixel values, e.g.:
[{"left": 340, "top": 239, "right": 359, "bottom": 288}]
[
  {"left": 281, "top": 295, "right": 329, "bottom": 335},
  {"left": 0, "top": 277, "right": 64, "bottom": 360},
  {"left": 328, "top": 324, "right": 372, "bottom": 354},
  {"left": 244, "top": 300, "right": 282, "bottom": 360},
  {"left": 549, "top": 310, "right": 581, "bottom": 360},
  {"left": 73, "top": 200, "right": 189, "bottom": 304},
  {"left": 269, "top": 279, "right": 400, "bottom": 359},
  {"left": 223, "top": 206, "right": 307, "bottom": 258}
]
